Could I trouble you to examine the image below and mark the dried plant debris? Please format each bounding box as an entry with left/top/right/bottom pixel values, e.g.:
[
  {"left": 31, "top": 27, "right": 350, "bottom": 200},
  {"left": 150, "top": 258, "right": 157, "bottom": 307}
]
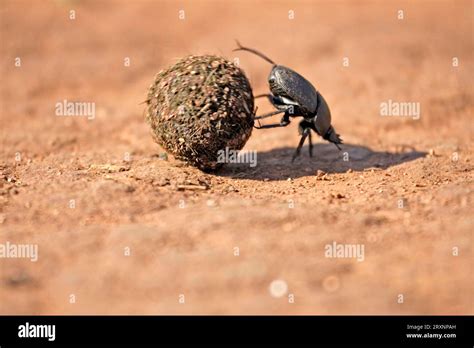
[{"left": 145, "top": 55, "right": 254, "bottom": 172}]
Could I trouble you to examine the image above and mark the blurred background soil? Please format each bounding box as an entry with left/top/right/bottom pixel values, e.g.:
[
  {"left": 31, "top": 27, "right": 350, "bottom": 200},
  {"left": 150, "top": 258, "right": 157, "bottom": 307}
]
[{"left": 0, "top": 0, "right": 472, "bottom": 314}]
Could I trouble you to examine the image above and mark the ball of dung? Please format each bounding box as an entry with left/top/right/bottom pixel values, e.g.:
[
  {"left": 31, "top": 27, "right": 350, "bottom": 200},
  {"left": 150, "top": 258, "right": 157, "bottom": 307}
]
[{"left": 145, "top": 55, "right": 254, "bottom": 171}]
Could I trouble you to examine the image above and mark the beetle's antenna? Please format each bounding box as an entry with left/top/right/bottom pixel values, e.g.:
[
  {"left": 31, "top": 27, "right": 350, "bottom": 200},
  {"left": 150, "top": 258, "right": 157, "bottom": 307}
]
[{"left": 233, "top": 40, "right": 276, "bottom": 65}]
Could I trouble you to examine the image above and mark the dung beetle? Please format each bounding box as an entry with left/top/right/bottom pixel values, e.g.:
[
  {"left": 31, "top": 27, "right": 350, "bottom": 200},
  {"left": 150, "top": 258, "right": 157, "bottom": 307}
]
[{"left": 233, "top": 41, "right": 342, "bottom": 162}]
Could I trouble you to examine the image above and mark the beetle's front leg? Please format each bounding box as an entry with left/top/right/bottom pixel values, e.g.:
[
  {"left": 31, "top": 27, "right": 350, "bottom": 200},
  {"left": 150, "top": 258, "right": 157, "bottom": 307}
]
[
  {"left": 254, "top": 93, "right": 273, "bottom": 104},
  {"left": 254, "top": 113, "right": 290, "bottom": 129},
  {"left": 254, "top": 109, "right": 285, "bottom": 120}
]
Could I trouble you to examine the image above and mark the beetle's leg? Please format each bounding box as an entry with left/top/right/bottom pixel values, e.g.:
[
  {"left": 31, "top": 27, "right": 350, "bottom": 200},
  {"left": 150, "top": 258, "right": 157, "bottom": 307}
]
[
  {"left": 255, "top": 100, "right": 298, "bottom": 121},
  {"left": 254, "top": 109, "right": 285, "bottom": 120},
  {"left": 308, "top": 131, "right": 313, "bottom": 157},
  {"left": 255, "top": 94, "right": 283, "bottom": 108},
  {"left": 298, "top": 119, "right": 313, "bottom": 157},
  {"left": 254, "top": 113, "right": 291, "bottom": 129},
  {"left": 292, "top": 128, "right": 311, "bottom": 163},
  {"left": 255, "top": 123, "right": 287, "bottom": 129},
  {"left": 254, "top": 93, "right": 272, "bottom": 99}
]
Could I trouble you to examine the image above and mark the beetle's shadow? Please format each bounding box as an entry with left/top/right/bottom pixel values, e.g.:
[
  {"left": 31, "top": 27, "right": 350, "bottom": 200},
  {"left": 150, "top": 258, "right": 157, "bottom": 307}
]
[{"left": 218, "top": 143, "right": 427, "bottom": 180}]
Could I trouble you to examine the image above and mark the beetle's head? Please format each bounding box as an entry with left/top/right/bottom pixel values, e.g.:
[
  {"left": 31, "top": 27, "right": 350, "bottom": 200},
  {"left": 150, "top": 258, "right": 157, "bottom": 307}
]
[{"left": 268, "top": 65, "right": 287, "bottom": 95}]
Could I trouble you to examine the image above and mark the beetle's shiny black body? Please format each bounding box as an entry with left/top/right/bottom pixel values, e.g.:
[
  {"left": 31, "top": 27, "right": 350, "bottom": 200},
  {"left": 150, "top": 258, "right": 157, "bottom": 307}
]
[
  {"left": 269, "top": 65, "right": 319, "bottom": 115},
  {"left": 234, "top": 41, "right": 342, "bottom": 162}
]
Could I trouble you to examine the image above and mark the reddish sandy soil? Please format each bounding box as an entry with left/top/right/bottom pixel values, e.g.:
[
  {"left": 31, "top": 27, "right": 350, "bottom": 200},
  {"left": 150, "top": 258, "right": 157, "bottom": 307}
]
[{"left": 0, "top": 0, "right": 472, "bottom": 314}]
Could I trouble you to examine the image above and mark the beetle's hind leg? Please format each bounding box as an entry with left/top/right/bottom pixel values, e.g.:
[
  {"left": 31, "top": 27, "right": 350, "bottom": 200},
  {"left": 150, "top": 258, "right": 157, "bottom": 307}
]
[
  {"left": 293, "top": 120, "right": 313, "bottom": 161},
  {"left": 292, "top": 127, "right": 311, "bottom": 163}
]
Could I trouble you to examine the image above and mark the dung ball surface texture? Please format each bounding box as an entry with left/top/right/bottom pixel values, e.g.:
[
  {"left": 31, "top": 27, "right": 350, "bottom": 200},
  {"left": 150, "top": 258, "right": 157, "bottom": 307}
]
[{"left": 146, "top": 55, "right": 254, "bottom": 171}]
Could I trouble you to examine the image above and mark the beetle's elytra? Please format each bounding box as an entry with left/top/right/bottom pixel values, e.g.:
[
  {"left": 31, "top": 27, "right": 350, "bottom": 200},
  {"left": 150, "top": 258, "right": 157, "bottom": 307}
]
[{"left": 234, "top": 41, "right": 343, "bottom": 162}]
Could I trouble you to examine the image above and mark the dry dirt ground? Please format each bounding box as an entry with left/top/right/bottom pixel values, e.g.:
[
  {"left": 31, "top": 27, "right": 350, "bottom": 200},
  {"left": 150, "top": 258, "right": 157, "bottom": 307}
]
[{"left": 0, "top": 0, "right": 472, "bottom": 314}]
